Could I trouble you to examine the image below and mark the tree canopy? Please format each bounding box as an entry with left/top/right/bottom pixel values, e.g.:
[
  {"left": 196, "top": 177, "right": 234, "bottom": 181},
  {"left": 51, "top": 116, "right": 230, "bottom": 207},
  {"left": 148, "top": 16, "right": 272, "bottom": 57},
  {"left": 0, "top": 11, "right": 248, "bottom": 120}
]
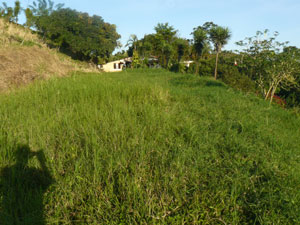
[{"left": 32, "top": 7, "right": 121, "bottom": 62}]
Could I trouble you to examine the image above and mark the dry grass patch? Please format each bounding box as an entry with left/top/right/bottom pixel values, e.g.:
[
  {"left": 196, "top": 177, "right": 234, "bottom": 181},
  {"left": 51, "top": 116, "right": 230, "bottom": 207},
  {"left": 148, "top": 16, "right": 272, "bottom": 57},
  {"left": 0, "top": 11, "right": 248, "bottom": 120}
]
[
  {"left": 0, "top": 19, "right": 99, "bottom": 91},
  {"left": 0, "top": 46, "right": 74, "bottom": 91},
  {"left": 0, "top": 19, "right": 42, "bottom": 47}
]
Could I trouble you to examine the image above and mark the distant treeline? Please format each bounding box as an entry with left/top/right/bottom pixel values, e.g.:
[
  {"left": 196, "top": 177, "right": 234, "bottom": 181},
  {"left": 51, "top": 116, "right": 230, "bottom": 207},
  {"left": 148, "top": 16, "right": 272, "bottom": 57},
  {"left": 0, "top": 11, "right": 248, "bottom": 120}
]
[
  {"left": 0, "top": 0, "right": 121, "bottom": 63},
  {"left": 122, "top": 24, "right": 300, "bottom": 108}
]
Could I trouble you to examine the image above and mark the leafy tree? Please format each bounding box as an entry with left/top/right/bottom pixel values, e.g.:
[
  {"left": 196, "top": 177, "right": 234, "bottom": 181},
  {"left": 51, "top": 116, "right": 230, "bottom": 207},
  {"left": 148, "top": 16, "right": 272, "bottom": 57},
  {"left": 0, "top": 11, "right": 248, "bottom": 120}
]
[
  {"left": 154, "top": 23, "right": 177, "bottom": 43},
  {"left": 36, "top": 8, "right": 120, "bottom": 62},
  {"left": 1, "top": 2, "right": 14, "bottom": 22},
  {"left": 24, "top": 8, "right": 34, "bottom": 28},
  {"left": 30, "top": 0, "right": 64, "bottom": 16},
  {"left": 153, "top": 23, "right": 177, "bottom": 68},
  {"left": 174, "top": 38, "right": 189, "bottom": 63},
  {"left": 209, "top": 26, "right": 231, "bottom": 79},
  {"left": 131, "top": 50, "right": 141, "bottom": 68},
  {"left": 30, "top": 0, "right": 64, "bottom": 33},
  {"left": 237, "top": 30, "right": 299, "bottom": 103},
  {"left": 162, "top": 42, "right": 175, "bottom": 68},
  {"left": 13, "top": 1, "right": 21, "bottom": 23},
  {"left": 137, "top": 34, "right": 156, "bottom": 58}
]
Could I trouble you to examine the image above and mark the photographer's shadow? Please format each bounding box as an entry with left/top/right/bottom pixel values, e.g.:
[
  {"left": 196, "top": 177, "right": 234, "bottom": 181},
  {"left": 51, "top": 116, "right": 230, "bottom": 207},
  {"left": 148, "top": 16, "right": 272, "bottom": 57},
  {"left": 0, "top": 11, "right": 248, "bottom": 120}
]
[{"left": 0, "top": 144, "right": 54, "bottom": 225}]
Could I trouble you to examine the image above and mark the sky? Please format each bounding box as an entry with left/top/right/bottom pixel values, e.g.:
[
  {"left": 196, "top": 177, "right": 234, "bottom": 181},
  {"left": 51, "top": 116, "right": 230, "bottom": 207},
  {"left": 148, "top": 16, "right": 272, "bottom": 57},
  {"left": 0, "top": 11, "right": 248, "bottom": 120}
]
[{"left": 8, "top": 0, "right": 300, "bottom": 52}]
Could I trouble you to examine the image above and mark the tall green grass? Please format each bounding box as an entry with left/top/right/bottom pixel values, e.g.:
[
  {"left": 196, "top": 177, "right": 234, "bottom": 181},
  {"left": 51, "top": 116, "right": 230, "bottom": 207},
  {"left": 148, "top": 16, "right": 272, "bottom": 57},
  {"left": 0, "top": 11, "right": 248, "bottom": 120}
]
[{"left": 0, "top": 69, "right": 300, "bottom": 224}]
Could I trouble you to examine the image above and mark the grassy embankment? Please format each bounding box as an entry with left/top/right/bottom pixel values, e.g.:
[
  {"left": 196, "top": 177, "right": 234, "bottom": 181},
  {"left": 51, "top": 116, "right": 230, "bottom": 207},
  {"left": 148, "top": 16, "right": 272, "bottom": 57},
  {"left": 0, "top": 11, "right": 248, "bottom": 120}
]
[
  {"left": 0, "top": 69, "right": 300, "bottom": 224},
  {"left": 0, "top": 18, "right": 97, "bottom": 92}
]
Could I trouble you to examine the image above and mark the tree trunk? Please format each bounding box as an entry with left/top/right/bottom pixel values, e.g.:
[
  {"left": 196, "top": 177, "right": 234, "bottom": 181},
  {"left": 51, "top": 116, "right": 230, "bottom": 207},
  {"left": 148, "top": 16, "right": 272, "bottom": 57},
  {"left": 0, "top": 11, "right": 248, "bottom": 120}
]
[
  {"left": 195, "top": 61, "right": 199, "bottom": 75},
  {"left": 214, "top": 51, "right": 219, "bottom": 80},
  {"left": 269, "top": 82, "right": 280, "bottom": 104},
  {"left": 265, "top": 85, "right": 273, "bottom": 101}
]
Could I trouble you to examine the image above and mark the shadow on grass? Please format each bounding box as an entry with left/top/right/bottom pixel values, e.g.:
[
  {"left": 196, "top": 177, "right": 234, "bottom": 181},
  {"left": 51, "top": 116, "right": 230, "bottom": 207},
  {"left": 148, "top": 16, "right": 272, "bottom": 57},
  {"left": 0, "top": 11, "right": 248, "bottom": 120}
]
[
  {"left": 170, "top": 75, "right": 226, "bottom": 88},
  {"left": 0, "top": 144, "right": 54, "bottom": 225},
  {"left": 205, "top": 80, "right": 226, "bottom": 87}
]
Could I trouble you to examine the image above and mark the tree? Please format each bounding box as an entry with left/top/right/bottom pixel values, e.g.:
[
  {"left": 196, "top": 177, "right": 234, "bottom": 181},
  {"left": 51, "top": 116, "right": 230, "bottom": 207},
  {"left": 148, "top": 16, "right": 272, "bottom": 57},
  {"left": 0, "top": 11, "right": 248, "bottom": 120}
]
[
  {"left": 209, "top": 26, "right": 231, "bottom": 79},
  {"left": 24, "top": 8, "right": 34, "bottom": 28},
  {"left": 174, "top": 38, "right": 189, "bottom": 63},
  {"left": 13, "top": 1, "right": 21, "bottom": 23},
  {"left": 131, "top": 50, "right": 141, "bottom": 68},
  {"left": 35, "top": 8, "right": 120, "bottom": 62},
  {"left": 154, "top": 23, "right": 177, "bottom": 43},
  {"left": 153, "top": 23, "right": 177, "bottom": 68},
  {"left": 192, "top": 27, "right": 208, "bottom": 74},
  {"left": 1, "top": 2, "right": 14, "bottom": 22},
  {"left": 30, "top": 0, "right": 64, "bottom": 16},
  {"left": 134, "top": 34, "right": 156, "bottom": 58},
  {"left": 30, "top": 0, "right": 64, "bottom": 33},
  {"left": 126, "top": 34, "right": 139, "bottom": 51},
  {"left": 236, "top": 30, "right": 299, "bottom": 103}
]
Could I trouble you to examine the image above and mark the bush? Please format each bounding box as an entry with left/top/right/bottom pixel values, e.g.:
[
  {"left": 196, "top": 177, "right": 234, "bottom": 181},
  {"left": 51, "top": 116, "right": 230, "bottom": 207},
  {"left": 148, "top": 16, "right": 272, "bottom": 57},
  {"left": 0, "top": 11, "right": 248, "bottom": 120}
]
[
  {"left": 218, "top": 64, "right": 256, "bottom": 93},
  {"left": 198, "top": 58, "right": 215, "bottom": 76},
  {"left": 170, "top": 62, "right": 186, "bottom": 73},
  {"left": 279, "top": 86, "right": 300, "bottom": 108},
  {"left": 186, "top": 62, "right": 196, "bottom": 74}
]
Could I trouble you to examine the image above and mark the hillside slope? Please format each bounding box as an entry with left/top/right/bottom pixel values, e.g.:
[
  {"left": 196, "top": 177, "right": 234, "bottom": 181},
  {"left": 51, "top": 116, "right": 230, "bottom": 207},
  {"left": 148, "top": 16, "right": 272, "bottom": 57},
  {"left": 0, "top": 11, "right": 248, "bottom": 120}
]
[
  {"left": 0, "top": 69, "right": 300, "bottom": 224},
  {"left": 0, "top": 19, "right": 97, "bottom": 91}
]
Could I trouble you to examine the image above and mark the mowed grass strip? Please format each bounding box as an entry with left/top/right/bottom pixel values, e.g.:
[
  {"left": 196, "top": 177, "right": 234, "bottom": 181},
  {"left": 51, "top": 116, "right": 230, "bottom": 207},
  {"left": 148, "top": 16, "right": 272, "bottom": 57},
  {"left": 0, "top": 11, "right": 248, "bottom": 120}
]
[{"left": 0, "top": 69, "right": 300, "bottom": 224}]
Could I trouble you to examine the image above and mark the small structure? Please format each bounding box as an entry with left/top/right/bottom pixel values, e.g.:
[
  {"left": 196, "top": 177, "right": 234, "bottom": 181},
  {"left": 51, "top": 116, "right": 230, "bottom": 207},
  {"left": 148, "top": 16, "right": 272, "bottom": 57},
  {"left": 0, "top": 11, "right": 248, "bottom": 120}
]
[{"left": 100, "top": 58, "right": 132, "bottom": 72}]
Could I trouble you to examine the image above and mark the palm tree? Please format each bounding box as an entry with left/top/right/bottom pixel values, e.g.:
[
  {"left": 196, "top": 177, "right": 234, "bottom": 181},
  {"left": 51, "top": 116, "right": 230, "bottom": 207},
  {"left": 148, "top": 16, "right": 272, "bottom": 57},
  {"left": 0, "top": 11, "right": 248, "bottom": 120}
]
[
  {"left": 209, "top": 26, "right": 231, "bottom": 79},
  {"left": 192, "top": 27, "right": 208, "bottom": 74},
  {"left": 126, "top": 34, "right": 139, "bottom": 51}
]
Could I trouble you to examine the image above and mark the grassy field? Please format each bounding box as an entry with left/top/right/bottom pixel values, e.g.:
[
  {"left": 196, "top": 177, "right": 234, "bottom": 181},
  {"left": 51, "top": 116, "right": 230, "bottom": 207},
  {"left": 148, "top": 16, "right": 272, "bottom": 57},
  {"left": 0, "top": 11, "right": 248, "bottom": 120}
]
[{"left": 0, "top": 69, "right": 300, "bottom": 224}]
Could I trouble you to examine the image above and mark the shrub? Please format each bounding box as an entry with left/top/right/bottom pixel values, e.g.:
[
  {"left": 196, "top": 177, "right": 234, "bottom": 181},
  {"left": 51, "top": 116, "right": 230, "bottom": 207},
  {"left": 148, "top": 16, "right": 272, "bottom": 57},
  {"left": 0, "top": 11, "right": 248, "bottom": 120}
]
[
  {"left": 218, "top": 64, "right": 256, "bottom": 93},
  {"left": 279, "top": 86, "right": 300, "bottom": 108},
  {"left": 198, "top": 58, "right": 215, "bottom": 76},
  {"left": 170, "top": 62, "right": 186, "bottom": 73}
]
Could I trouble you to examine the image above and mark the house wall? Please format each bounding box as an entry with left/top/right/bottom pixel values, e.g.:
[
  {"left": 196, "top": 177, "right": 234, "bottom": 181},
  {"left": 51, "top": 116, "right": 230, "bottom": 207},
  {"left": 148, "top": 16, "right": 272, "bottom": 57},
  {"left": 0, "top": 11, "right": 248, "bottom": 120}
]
[{"left": 102, "top": 61, "right": 124, "bottom": 72}]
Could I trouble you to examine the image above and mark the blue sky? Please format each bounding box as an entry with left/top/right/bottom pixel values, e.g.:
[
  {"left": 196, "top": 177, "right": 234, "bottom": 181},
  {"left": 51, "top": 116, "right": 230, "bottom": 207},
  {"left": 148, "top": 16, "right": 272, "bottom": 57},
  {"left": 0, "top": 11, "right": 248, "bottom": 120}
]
[{"left": 11, "top": 0, "right": 300, "bottom": 51}]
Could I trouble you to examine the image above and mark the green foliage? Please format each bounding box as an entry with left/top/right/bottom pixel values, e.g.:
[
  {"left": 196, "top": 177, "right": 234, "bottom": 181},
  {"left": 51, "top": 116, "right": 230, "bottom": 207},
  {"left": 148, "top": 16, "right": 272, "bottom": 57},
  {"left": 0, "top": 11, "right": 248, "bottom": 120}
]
[
  {"left": 170, "top": 62, "right": 186, "bottom": 73},
  {"left": 137, "top": 34, "right": 155, "bottom": 57},
  {"left": 29, "top": 0, "right": 64, "bottom": 33},
  {"left": 34, "top": 8, "right": 120, "bottom": 62},
  {"left": 0, "top": 2, "right": 14, "bottom": 22},
  {"left": 30, "top": 0, "right": 64, "bottom": 17},
  {"left": 131, "top": 22, "right": 231, "bottom": 79},
  {"left": 24, "top": 8, "right": 34, "bottom": 28},
  {"left": 192, "top": 27, "right": 208, "bottom": 57},
  {"left": 131, "top": 50, "right": 141, "bottom": 68},
  {"left": 209, "top": 26, "right": 231, "bottom": 53},
  {"left": 174, "top": 38, "right": 189, "bottom": 63},
  {"left": 110, "top": 50, "right": 128, "bottom": 62},
  {"left": 0, "top": 1, "right": 21, "bottom": 23},
  {"left": 198, "top": 58, "right": 215, "bottom": 76},
  {"left": 0, "top": 70, "right": 300, "bottom": 223},
  {"left": 126, "top": 34, "right": 139, "bottom": 52},
  {"left": 154, "top": 22, "right": 177, "bottom": 43},
  {"left": 132, "top": 23, "right": 178, "bottom": 68},
  {"left": 218, "top": 64, "right": 256, "bottom": 92},
  {"left": 209, "top": 25, "right": 231, "bottom": 79},
  {"left": 236, "top": 30, "right": 299, "bottom": 103},
  {"left": 13, "top": 1, "right": 21, "bottom": 23}
]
